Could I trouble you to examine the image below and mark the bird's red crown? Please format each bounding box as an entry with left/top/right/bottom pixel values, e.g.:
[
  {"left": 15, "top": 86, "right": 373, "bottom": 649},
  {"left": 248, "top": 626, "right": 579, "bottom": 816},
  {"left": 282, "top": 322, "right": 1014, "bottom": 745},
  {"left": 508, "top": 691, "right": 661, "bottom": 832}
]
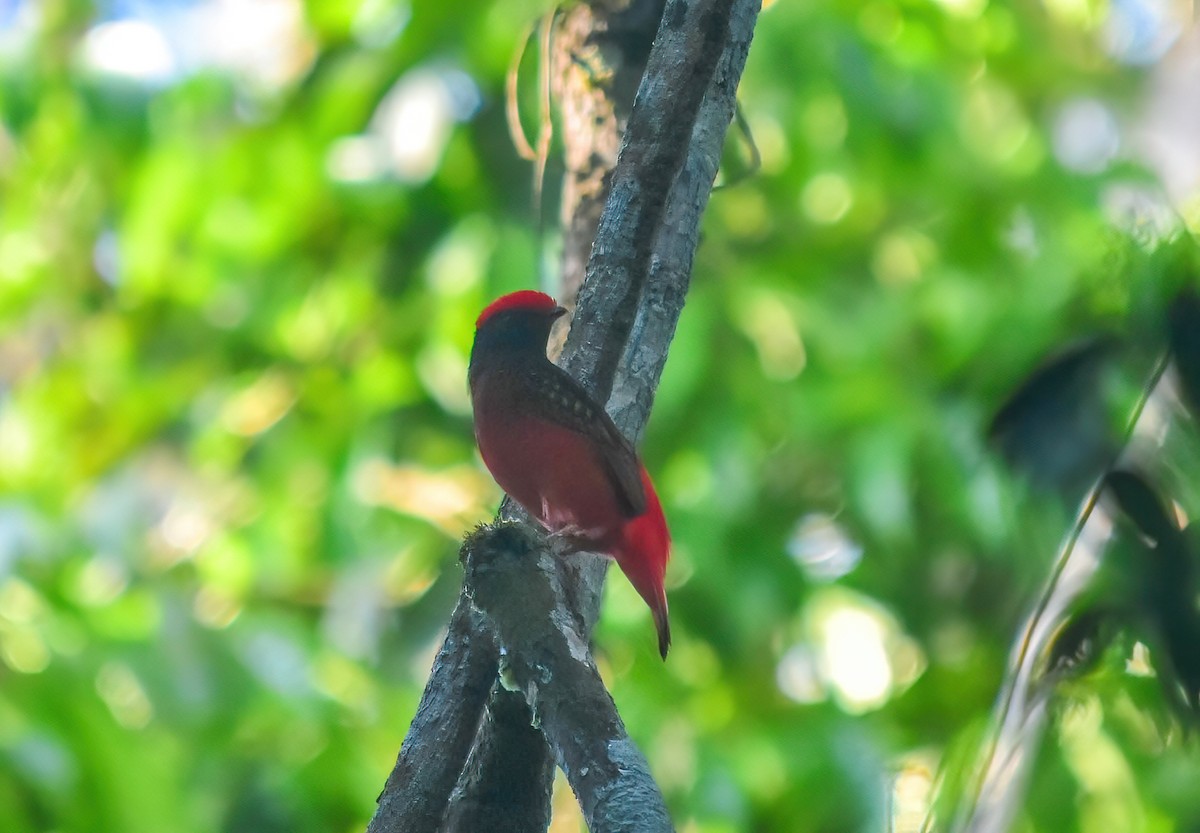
[{"left": 476, "top": 290, "right": 562, "bottom": 330}]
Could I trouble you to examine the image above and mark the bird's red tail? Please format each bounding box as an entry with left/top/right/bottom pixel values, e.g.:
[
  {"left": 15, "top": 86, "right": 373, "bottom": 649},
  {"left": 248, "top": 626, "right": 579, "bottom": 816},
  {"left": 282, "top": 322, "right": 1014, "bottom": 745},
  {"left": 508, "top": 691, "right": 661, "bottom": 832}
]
[{"left": 613, "top": 465, "right": 672, "bottom": 658}]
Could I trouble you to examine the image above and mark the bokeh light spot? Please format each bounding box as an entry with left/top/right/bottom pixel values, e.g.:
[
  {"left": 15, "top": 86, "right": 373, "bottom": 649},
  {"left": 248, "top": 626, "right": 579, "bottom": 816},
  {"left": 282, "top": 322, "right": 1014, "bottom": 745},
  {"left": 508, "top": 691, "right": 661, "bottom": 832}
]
[
  {"left": 733, "top": 291, "right": 807, "bottom": 380},
  {"left": 1052, "top": 98, "right": 1119, "bottom": 174},
  {"left": 787, "top": 513, "right": 862, "bottom": 581},
  {"left": 801, "top": 172, "right": 853, "bottom": 224},
  {"left": 776, "top": 644, "right": 825, "bottom": 704},
  {"left": 96, "top": 662, "right": 154, "bottom": 729},
  {"left": 803, "top": 588, "right": 926, "bottom": 713},
  {"left": 82, "top": 20, "right": 176, "bottom": 83}
]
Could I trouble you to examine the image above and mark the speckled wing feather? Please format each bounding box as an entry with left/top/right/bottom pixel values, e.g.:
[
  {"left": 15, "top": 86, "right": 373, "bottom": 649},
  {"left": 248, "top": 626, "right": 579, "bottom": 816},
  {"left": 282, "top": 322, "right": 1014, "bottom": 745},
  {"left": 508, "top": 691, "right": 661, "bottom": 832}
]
[{"left": 518, "top": 361, "right": 647, "bottom": 518}]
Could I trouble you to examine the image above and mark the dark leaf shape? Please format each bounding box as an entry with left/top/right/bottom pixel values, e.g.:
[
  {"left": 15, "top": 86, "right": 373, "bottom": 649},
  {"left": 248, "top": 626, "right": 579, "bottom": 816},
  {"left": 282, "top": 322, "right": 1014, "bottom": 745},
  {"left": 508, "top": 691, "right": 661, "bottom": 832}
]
[
  {"left": 1105, "top": 470, "right": 1200, "bottom": 718},
  {"left": 1168, "top": 288, "right": 1200, "bottom": 421},
  {"left": 989, "top": 336, "right": 1120, "bottom": 500}
]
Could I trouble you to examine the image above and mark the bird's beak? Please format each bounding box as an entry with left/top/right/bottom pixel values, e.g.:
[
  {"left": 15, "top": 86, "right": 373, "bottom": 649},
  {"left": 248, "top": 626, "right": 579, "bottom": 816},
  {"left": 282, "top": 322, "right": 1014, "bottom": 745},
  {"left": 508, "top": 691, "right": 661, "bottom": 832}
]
[{"left": 552, "top": 306, "right": 568, "bottom": 319}]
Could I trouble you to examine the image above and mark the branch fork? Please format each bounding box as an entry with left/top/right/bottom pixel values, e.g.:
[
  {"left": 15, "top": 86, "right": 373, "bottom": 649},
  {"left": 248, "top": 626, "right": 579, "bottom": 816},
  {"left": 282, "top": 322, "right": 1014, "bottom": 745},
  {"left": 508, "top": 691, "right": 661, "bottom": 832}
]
[{"left": 368, "top": 1, "right": 760, "bottom": 830}]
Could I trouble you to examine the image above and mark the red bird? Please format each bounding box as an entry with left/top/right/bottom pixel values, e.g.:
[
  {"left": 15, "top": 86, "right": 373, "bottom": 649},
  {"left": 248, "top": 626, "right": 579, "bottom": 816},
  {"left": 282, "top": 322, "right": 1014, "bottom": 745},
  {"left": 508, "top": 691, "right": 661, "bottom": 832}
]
[{"left": 468, "top": 290, "right": 672, "bottom": 658}]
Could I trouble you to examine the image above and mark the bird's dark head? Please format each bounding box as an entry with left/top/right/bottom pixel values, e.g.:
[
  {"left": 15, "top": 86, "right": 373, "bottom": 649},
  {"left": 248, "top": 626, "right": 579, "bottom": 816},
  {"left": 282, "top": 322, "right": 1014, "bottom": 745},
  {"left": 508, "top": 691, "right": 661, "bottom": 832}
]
[{"left": 472, "top": 290, "right": 567, "bottom": 355}]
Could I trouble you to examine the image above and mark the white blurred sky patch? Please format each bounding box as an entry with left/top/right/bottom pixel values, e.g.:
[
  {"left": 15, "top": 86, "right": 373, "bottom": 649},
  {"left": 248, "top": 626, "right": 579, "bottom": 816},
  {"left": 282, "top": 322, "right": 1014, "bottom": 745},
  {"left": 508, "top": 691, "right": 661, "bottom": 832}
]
[
  {"left": 75, "top": 0, "right": 315, "bottom": 92},
  {"left": 1133, "top": 21, "right": 1200, "bottom": 220},
  {"left": 83, "top": 18, "right": 176, "bottom": 83},
  {"left": 1052, "top": 98, "right": 1120, "bottom": 175},
  {"left": 0, "top": 0, "right": 37, "bottom": 57},
  {"left": 1104, "top": 0, "right": 1185, "bottom": 65},
  {"left": 327, "top": 64, "right": 481, "bottom": 184},
  {"left": 787, "top": 512, "right": 862, "bottom": 582}
]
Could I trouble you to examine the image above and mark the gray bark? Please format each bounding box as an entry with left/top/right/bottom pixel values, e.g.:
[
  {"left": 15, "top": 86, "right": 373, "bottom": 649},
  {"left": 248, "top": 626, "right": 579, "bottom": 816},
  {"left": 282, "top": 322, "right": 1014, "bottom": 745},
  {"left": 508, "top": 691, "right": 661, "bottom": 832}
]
[
  {"left": 367, "top": 0, "right": 760, "bottom": 830},
  {"left": 559, "top": 0, "right": 760, "bottom": 661},
  {"left": 554, "top": 0, "right": 667, "bottom": 309},
  {"left": 366, "top": 598, "right": 497, "bottom": 833},
  {"left": 462, "top": 524, "right": 675, "bottom": 833},
  {"left": 441, "top": 687, "right": 554, "bottom": 833}
]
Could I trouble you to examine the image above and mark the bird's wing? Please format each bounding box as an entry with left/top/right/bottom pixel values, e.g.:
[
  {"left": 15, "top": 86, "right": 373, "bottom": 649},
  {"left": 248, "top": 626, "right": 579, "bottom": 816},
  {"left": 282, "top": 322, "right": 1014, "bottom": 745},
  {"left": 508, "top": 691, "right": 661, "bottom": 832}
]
[{"left": 522, "top": 363, "right": 647, "bottom": 517}]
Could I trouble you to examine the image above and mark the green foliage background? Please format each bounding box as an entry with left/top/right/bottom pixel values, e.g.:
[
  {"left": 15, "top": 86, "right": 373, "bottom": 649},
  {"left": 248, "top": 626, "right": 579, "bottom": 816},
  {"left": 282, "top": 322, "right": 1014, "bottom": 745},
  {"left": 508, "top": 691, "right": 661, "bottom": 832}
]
[{"left": 1, "top": 1, "right": 1199, "bottom": 831}]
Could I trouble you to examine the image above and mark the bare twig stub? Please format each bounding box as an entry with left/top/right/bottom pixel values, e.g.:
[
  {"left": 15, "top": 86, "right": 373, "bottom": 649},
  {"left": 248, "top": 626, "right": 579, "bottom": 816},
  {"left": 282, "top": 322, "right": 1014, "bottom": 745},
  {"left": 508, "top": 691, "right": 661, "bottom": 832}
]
[
  {"left": 369, "top": 0, "right": 759, "bottom": 830},
  {"left": 464, "top": 523, "right": 675, "bottom": 833}
]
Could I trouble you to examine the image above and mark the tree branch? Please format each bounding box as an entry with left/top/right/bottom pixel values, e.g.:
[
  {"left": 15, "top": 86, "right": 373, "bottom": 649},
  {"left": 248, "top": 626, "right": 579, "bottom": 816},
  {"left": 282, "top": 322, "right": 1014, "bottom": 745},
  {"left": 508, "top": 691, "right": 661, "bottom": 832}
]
[
  {"left": 365, "top": 597, "right": 497, "bottom": 833},
  {"left": 445, "top": 2, "right": 670, "bottom": 823},
  {"left": 554, "top": 0, "right": 667, "bottom": 308},
  {"left": 370, "top": 0, "right": 759, "bottom": 829},
  {"left": 463, "top": 523, "right": 674, "bottom": 833},
  {"left": 440, "top": 686, "right": 554, "bottom": 833},
  {"left": 559, "top": 0, "right": 759, "bottom": 642},
  {"left": 562, "top": 0, "right": 743, "bottom": 404},
  {"left": 606, "top": 0, "right": 761, "bottom": 441},
  {"left": 465, "top": 3, "right": 761, "bottom": 831}
]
